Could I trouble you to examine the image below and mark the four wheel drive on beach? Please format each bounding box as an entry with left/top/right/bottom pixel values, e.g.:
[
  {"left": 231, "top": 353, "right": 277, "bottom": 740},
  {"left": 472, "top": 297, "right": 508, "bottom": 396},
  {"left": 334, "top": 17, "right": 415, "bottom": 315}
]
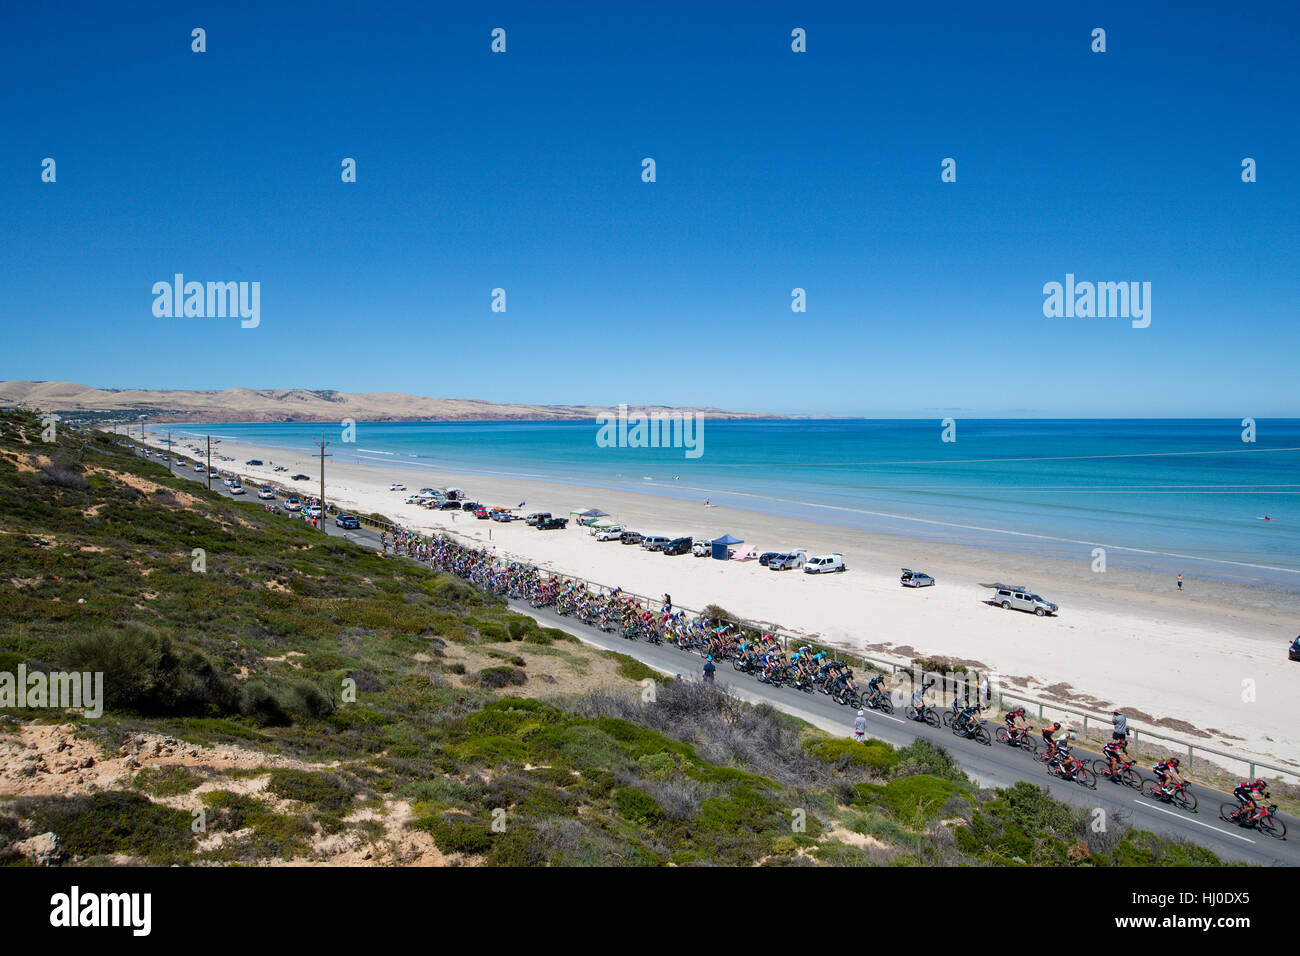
[
  {"left": 981, "top": 583, "right": 1058, "bottom": 616},
  {"left": 768, "top": 549, "right": 807, "bottom": 571},
  {"left": 804, "top": 553, "right": 845, "bottom": 574},
  {"left": 537, "top": 516, "right": 568, "bottom": 530},
  {"left": 525, "top": 512, "right": 550, "bottom": 525},
  {"left": 900, "top": 568, "right": 935, "bottom": 587}
]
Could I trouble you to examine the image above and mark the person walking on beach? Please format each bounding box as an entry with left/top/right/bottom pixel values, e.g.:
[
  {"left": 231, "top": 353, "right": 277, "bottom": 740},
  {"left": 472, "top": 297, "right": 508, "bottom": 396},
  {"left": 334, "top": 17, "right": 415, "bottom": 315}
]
[
  {"left": 853, "top": 710, "right": 867, "bottom": 741},
  {"left": 1176, "top": 574, "right": 1183, "bottom": 591}
]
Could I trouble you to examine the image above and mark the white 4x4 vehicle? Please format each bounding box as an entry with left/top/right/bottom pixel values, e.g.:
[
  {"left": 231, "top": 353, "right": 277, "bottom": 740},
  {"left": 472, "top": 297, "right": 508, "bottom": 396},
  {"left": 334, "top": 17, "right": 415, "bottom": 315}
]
[
  {"left": 390, "top": 482, "right": 406, "bottom": 491},
  {"left": 804, "top": 553, "right": 846, "bottom": 574},
  {"left": 595, "top": 526, "right": 624, "bottom": 541}
]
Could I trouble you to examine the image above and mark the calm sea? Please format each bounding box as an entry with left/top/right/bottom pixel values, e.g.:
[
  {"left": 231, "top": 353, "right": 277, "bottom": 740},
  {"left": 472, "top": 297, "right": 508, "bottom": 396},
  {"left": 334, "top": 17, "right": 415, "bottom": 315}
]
[{"left": 166, "top": 419, "right": 1300, "bottom": 586}]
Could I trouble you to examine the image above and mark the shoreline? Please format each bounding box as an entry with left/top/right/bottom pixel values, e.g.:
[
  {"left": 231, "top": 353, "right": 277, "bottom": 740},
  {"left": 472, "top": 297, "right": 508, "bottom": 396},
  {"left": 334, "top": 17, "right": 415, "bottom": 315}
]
[{"left": 132, "top": 428, "right": 1300, "bottom": 768}]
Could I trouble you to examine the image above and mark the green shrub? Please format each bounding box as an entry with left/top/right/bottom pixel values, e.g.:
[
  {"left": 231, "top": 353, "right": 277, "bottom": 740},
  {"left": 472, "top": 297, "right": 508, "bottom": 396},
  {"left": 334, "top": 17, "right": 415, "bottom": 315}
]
[
  {"left": 412, "top": 814, "right": 491, "bottom": 855},
  {"left": 266, "top": 769, "right": 354, "bottom": 813},
  {"left": 614, "top": 787, "right": 662, "bottom": 825},
  {"left": 133, "top": 765, "right": 202, "bottom": 797}
]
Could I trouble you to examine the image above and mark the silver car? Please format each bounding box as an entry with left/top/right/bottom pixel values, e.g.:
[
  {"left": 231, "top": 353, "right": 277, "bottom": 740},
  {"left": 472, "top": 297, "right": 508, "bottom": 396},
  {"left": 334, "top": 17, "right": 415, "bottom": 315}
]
[{"left": 991, "top": 586, "right": 1057, "bottom": 617}]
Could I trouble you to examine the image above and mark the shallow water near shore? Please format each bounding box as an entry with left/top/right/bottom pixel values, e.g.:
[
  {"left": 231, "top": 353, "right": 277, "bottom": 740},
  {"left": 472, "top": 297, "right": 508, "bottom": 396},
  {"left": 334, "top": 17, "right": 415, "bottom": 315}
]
[{"left": 173, "top": 419, "right": 1300, "bottom": 587}]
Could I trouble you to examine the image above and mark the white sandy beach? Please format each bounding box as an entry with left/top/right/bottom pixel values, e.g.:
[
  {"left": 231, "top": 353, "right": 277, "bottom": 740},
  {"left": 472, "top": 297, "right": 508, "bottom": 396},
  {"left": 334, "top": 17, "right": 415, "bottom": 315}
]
[{"left": 139, "top": 431, "right": 1300, "bottom": 772}]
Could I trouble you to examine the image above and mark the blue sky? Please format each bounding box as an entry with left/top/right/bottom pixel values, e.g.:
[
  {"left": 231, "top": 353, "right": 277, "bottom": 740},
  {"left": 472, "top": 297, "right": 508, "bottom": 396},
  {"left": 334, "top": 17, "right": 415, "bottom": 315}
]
[{"left": 2, "top": 0, "right": 1296, "bottom": 417}]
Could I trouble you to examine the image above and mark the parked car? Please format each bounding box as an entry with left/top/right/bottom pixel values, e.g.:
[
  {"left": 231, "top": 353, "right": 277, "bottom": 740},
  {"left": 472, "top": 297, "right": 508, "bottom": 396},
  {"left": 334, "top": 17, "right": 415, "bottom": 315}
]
[
  {"left": 618, "top": 531, "right": 644, "bottom": 545},
  {"left": 274, "top": 466, "right": 287, "bottom": 472},
  {"left": 692, "top": 539, "right": 712, "bottom": 557},
  {"left": 758, "top": 551, "right": 781, "bottom": 567},
  {"left": 291, "top": 474, "right": 311, "bottom": 481},
  {"left": 257, "top": 487, "right": 275, "bottom": 500},
  {"left": 1290, "top": 636, "right": 1300, "bottom": 662},
  {"left": 537, "top": 517, "right": 568, "bottom": 530},
  {"left": 988, "top": 585, "right": 1058, "bottom": 617},
  {"left": 305, "top": 505, "right": 322, "bottom": 518},
  {"left": 419, "top": 488, "right": 437, "bottom": 496},
  {"left": 900, "top": 568, "right": 935, "bottom": 588},
  {"left": 335, "top": 513, "right": 360, "bottom": 529},
  {"left": 595, "top": 526, "right": 625, "bottom": 541},
  {"left": 664, "top": 536, "right": 693, "bottom": 556},
  {"left": 641, "top": 535, "right": 671, "bottom": 552},
  {"left": 525, "top": 512, "right": 550, "bottom": 526},
  {"left": 461, "top": 501, "right": 482, "bottom": 511},
  {"left": 246, "top": 459, "right": 263, "bottom": 466},
  {"left": 804, "top": 553, "right": 846, "bottom": 574},
  {"left": 769, "top": 550, "right": 807, "bottom": 571},
  {"left": 229, "top": 484, "right": 246, "bottom": 495},
  {"left": 490, "top": 510, "right": 513, "bottom": 522},
  {"left": 208, "top": 469, "right": 220, "bottom": 479},
  {"left": 283, "top": 497, "right": 302, "bottom": 512},
  {"left": 474, "top": 507, "right": 490, "bottom": 519},
  {"left": 390, "top": 482, "right": 406, "bottom": 491},
  {"left": 438, "top": 499, "right": 461, "bottom": 510}
]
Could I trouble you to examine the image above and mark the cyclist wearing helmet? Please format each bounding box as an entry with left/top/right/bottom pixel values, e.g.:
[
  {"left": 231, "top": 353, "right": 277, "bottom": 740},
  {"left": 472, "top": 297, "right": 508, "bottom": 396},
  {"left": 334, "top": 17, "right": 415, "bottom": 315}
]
[
  {"left": 1101, "top": 737, "right": 1128, "bottom": 778},
  {"left": 866, "top": 673, "right": 888, "bottom": 707},
  {"left": 1041, "top": 721, "right": 1061, "bottom": 756},
  {"left": 1004, "top": 706, "right": 1027, "bottom": 736},
  {"left": 1051, "top": 730, "right": 1077, "bottom": 774},
  {"left": 1152, "top": 758, "right": 1184, "bottom": 796},
  {"left": 911, "top": 677, "right": 935, "bottom": 713},
  {"left": 1233, "top": 778, "right": 1269, "bottom": 817}
]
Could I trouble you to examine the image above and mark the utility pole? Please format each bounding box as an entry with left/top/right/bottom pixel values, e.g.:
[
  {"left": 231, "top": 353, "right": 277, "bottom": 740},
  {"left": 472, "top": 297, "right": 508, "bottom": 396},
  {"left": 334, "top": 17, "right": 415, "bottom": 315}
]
[
  {"left": 207, "top": 435, "right": 212, "bottom": 491},
  {"left": 167, "top": 431, "right": 173, "bottom": 472},
  {"left": 317, "top": 432, "right": 331, "bottom": 532}
]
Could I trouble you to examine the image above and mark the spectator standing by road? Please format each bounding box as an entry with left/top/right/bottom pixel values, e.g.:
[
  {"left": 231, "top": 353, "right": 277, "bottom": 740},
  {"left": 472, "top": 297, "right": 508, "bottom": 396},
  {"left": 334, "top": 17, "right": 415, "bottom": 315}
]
[
  {"left": 1112, "top": 710, "right": 1128, "bottom": 743},
  {"left": 703, "top": 657, "right": 716, "bottom": 683},
  {"left": 853, "top": 710, "right": 867, "bottom": 741}
]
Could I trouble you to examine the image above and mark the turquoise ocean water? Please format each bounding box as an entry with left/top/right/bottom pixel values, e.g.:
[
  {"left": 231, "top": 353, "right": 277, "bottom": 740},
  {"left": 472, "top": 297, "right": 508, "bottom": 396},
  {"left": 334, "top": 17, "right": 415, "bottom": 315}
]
[{"left": 165, "top": 419, "right": 1300, "bottom": 587}]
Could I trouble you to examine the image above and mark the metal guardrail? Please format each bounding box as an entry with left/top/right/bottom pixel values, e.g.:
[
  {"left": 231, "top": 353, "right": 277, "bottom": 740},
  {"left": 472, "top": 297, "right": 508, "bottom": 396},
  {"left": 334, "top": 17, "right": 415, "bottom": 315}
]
[{"left": 357, "top": 512, "right": 1300, "bottom": 786}]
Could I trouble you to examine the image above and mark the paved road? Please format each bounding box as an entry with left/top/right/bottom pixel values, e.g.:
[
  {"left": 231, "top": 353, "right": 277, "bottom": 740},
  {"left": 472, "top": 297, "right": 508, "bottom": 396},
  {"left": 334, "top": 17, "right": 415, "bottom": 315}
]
[{"left": 139, "top": 443, "right": 1297, "bottom": 865}]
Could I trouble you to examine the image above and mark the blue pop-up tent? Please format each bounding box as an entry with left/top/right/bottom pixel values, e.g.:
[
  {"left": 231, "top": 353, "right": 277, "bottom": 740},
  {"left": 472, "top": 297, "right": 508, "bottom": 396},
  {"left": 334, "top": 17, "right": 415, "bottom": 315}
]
[{"left": 710, "top": 533, "right": 743, "bottom": 560}]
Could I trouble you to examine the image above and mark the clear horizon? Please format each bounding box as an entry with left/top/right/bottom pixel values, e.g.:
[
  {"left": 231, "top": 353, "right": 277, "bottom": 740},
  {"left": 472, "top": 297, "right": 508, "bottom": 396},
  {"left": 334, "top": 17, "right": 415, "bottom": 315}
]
[{"left": 2, "top": 1, "right": 1296, "bottom": 417}]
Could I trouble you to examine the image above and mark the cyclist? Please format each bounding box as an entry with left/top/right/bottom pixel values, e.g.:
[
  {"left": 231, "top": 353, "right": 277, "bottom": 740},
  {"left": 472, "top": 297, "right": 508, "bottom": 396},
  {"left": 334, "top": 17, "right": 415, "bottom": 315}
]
[
  {"left": 1101, "top": 737, "right": 1128, "bottom": 779},
  {"left": 1041, "top": 721, "right": 1062, "bottom": 757},
  {"left": 1003, "top": 705, "right": 1028, "bottom": 739},
  {"left": 909, "top": 677, "right": 936, "bottom": 717},
  {"left": 1050, "top": 730, "right": 1078, "bottom": 775},
  {"left": 955, "top": 698, "right": 982, "bottom": 734},
  {"left": 866, "top": 673, "right": 888, "bottom": 708},
  {"left": 1152, "top": 757, "right": 1185, "bottom": 798},
  {"left": 1232, "top": 778, "right": 1269, "bottom": 821}
]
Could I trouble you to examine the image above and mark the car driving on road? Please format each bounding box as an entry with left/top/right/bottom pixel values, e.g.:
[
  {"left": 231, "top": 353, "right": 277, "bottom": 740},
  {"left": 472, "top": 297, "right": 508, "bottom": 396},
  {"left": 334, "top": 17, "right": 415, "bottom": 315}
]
[{"left": 335, "top": 513, "right": 360, "bottom": 529}]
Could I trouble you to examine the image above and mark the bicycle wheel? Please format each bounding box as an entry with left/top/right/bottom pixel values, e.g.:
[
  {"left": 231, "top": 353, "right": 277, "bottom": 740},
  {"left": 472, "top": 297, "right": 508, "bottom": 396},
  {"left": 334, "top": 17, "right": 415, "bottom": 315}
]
[
  {"left": 1218, "top": 801, "right": 1240, "bottom": 824},
  {"left": 923, "top": 708, "right": 940, "bottom": 728},
  {"left": 906, "top": 706, "right": 920, "bottom": 722},
  {"left": 1258, "top": 814, "right": 1286, "bottom": 839},
  {"left": 1120, "top": 768, "right": 1142, "bottom": 790},
  {"left": 879, "top": 696, "right": 894, "bottom": 715},
  {"left": 1175, "top": 788, "right": 1198, "bottom": 813},
  {"left": 941, "top": 711, "right": 954, "bottom": 728},
  {"left": 1075, "top": 767, "right": 1096, "bottom": 789},
  {"left": 974, "top": 725, "right": 991, "bottom": 746},
  {"left": 996, "top": 727, "right": 1011, "bottom": 745},
  {"left": 1091, "top": 759, "right": 1111, "bottom": 778},
  {"left": 1018, "top": 734, "right": 1038, "bottom": 755}
]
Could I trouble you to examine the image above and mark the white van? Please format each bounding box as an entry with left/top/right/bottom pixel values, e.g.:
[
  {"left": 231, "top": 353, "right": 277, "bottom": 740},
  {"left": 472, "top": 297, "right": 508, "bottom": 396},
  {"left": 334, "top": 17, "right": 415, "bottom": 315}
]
[{"left": 804, "top": 553, "right": 846, "bottom": 574}]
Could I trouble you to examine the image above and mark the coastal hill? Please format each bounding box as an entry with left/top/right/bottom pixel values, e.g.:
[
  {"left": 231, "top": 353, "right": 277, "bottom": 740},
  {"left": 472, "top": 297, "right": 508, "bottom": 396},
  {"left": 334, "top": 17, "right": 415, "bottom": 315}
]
[{"left": 0, "top": 381, "right": 775, "bottom": 424}]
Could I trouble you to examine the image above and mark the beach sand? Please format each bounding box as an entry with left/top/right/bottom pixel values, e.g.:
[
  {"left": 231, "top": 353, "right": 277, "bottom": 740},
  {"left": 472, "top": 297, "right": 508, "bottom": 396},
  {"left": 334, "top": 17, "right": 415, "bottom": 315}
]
[{"left": 142, "top": 432, "right": 1300, "bottom": 770}]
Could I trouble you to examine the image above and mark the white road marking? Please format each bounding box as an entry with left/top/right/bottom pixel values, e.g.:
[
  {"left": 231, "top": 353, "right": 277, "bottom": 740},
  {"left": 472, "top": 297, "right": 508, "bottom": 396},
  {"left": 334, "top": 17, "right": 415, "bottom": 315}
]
[{"left": 1135, "top": 800, "right": 1255, "bottom": 844}]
